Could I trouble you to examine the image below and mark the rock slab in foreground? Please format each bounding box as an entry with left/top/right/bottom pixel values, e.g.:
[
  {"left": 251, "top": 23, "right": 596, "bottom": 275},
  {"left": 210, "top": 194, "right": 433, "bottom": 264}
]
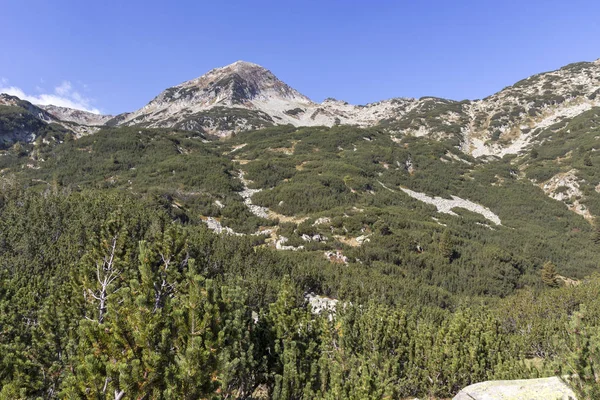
[{"left": 453, "top": 377, "right": 576, "bottom": 400}]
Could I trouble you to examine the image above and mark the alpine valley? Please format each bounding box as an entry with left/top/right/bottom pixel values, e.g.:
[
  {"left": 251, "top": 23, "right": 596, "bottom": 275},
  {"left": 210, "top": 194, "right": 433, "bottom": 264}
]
[{"left": 2, "top": 59, "right": 600, "bottom": 399}]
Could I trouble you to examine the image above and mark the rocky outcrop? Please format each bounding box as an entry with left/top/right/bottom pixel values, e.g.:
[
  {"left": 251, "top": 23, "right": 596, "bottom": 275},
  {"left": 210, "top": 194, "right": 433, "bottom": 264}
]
[
  {"left": 275, "top": 236, "right": 304, "bottom": 251},
  {"left": 305, "top": 293, "right": 338, "bottom": 315},
  {"left": 453, "top": 377, "right": 576, "bottom": 400},
  {"left": 324, "top": 250, "right": 348, "bottom": 264},
  {"left": 540, "top": 169, "right": 593, "bottom": 221},
  {"left": 203, "top": 217, "right": 243, "bottom": 236},
  {"left": 237, "top": 170, "right": 270, "bottom": 219},
  {"left": 40, "top": 104, "right": 113, "bottom": 126},
  {"left": 399, "top": 187, "right": 502, "bottom": 225}
]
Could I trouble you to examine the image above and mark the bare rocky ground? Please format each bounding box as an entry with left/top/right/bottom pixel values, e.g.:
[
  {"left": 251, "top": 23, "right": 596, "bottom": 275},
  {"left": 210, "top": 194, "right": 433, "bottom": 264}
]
[
  {"left": 452, "top": 376, "right": 576, "bottom": 400},
  {"left": 399, "top": 187, "right": 502, "bottom": 226}
]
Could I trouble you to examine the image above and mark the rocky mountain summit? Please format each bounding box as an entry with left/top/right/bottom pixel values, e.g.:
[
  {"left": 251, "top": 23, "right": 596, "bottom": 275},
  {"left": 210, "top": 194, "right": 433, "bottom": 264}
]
[{"left": 117, "top": 60, "right": 416, "bottom": 135}]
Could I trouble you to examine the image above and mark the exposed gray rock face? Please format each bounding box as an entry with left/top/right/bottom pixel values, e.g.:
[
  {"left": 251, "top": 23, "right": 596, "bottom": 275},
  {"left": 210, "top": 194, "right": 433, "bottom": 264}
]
[
  {"left": 305, "top": 293, "right": 338, "bottom": 315},
  {"left": 0, "top": 93, "right": 102, "bottom": 140},
  {"left": 453, "top": 377, "right": 576, "bottom": 400},
  {"left": 0, "top": 94, "right": 59, "bottom": 148},
  {"left": 40, "top": 104, "right": 113, "bottom": 126}
]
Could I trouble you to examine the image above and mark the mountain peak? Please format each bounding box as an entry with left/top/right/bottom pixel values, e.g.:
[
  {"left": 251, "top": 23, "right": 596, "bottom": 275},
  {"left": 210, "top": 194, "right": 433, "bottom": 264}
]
[
  {"left": 121, "top": 60, "right": 315, "bottom": 133},
  {"left": 227, "top": 60, "right": 263, "bottom": 69},
  {"left": 173, "top": 59, "right": 312, "bottom": 107},
  {"left": 194, "top": 60, "right": 278, "bottom": 89},
  {"left": 203, "top": 60, "right": 268, "bottom": 78}
]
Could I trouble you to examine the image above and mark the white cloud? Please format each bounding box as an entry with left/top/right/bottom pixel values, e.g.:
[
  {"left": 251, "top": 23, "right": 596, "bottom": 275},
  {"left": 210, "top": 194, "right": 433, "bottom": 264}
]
[
  {"left": 1, "top": 77, "right": 7, "bottom": 85},
  {"left": 55, "top": 81, "right": 72, "bottom": 96},
  {"left": 0, "top": 80, "right": 101, "bottom": 114}
]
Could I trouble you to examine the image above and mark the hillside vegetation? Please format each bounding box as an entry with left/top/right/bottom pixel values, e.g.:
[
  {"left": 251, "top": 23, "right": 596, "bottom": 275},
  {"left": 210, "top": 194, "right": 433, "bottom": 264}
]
[{"left": 0, "top": 120, "right": 599, "bottom": 398}]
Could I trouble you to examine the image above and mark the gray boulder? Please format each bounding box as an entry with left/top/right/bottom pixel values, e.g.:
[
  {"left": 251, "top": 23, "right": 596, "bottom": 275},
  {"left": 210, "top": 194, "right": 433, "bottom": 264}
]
[{"left": 453, "top": 377, "right": 576, "bottom": 400}]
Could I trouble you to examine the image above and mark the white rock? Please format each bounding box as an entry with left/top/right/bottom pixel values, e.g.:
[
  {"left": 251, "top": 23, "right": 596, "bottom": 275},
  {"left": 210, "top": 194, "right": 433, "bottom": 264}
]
[
  {"left": 237, "top": 171, "right": 270, "bottom": 219},
  {"left": 313, "top": 217, "right": 331, "bottom": 226},
  {"left": 275, "top": 236, "right": 304, "bottom": 251},
  {"left": 355, "top": 235, "right": 371, "bottom": 245},
  {"left": 400, "top": 187, "right": 502, "bottom": 225},
  {"left": 324, "top": 250, "right": 348, "bottom": 264},
  {"left": 305, "top": 293, "right": 338, "bottom": 315},
  {"left": 453, "top": 377, "right": 576, "bottom": 400}
]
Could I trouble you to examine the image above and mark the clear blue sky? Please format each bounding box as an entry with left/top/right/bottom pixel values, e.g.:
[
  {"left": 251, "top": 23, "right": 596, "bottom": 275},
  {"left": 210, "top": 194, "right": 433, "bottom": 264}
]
[{"left": 1, "top": 0, "right": 599, "bottom": 114}]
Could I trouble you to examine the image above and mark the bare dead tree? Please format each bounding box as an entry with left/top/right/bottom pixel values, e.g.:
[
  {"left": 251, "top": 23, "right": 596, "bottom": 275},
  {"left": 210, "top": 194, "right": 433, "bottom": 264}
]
[
  {"left": 85, "top": 236, "right": 120, "bottom": 324},
  {"left": 153, "top": 252, "right": 173, "bottom": 313},
  {"left": 101, "top": 377, "right": 125, "bottom": 400},
  {"left": 152, "top": 249, "right": 189, "bottom": 313}
]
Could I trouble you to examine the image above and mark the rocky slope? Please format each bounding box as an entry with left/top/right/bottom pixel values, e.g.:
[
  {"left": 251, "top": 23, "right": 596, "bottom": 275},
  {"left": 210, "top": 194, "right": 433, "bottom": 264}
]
[
  {"left": 462, "top": 59, "right": 600, "bottom": 157},
  {"left": 0, "top": 94, "right": 67, "bottom": 148},
  {"left": 0, "top": 93, "right": 103, "bottom": 143},
  {"left": 0, "top": 93, "right": 57, "bottom": 123},
  {"left": 40, "top": 104, "right": 113, "bottom": 126}
]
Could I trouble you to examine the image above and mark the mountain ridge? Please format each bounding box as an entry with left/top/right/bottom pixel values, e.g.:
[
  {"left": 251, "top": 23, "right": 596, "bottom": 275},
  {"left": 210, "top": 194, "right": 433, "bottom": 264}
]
[
  {"left": 89, "top": 58, "right": 600, "bottom": 158},
  {"left": 3, "top": 58, "right": 600, "bottom": 157},
  {"left": 40, "top": 104, "right": 113, "bottom": 126}
]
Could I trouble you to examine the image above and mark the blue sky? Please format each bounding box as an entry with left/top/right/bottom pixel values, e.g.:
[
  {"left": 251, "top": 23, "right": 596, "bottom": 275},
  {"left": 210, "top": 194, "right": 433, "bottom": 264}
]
[{"left": 1, "top": 0, "right": 599, "bottom": 115}]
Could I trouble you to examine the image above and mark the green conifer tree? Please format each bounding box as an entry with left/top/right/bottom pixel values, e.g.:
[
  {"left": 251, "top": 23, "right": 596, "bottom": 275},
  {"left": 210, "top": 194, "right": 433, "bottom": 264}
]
[
  {"left": 561, "top": 305, "right": 600, "bottom": 400},
  {"left": 439, "top": 229, "right": 455, "bottom": 262},
  {"left": 541, "top": 261, "right": 559, "bottom": 288}
]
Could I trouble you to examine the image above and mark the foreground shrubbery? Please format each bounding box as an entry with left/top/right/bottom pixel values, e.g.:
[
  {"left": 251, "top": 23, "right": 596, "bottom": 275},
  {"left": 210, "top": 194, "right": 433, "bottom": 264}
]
[
  {"left": 0, "top": 189, "right": 599, "bottom": 399},
  {"left": 1, "top": 122, "right": 600, "bottom": 397}
]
